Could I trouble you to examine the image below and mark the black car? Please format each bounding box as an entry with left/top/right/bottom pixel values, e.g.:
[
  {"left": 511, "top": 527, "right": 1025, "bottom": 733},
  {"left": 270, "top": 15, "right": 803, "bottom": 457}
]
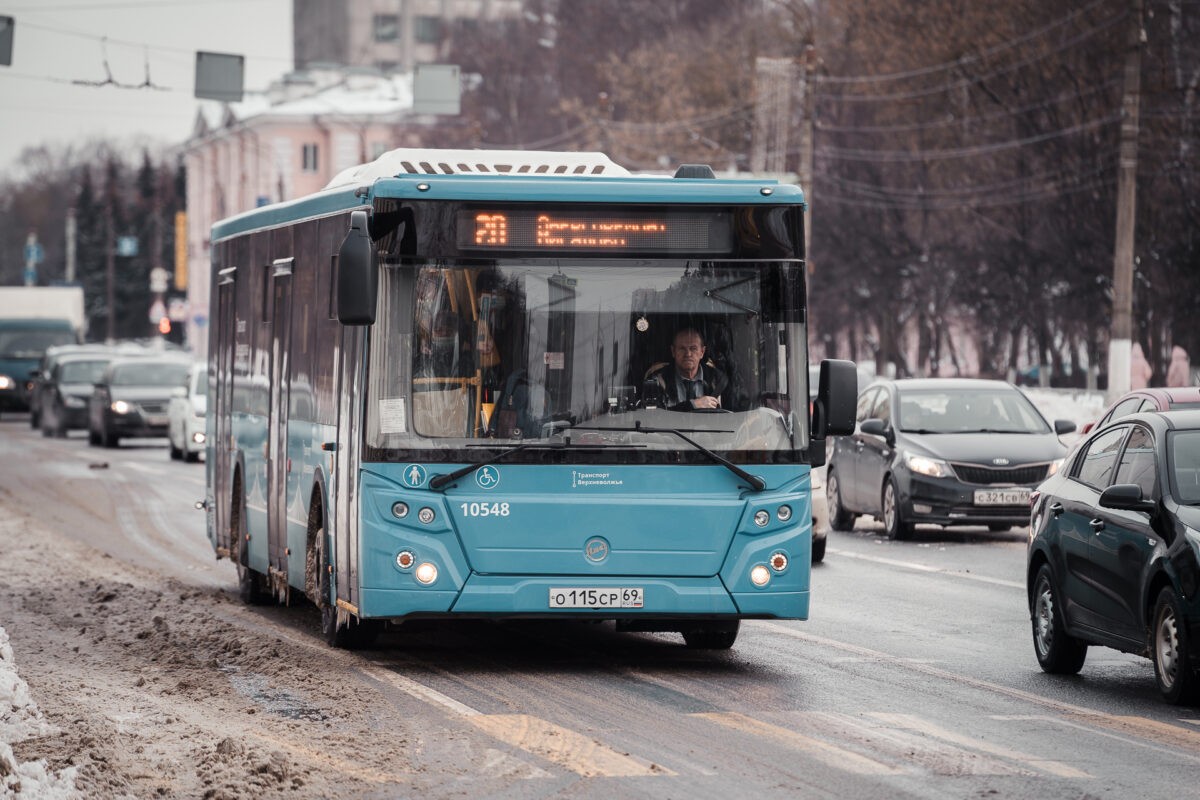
[
  {"left": 826, "top": 378, "right": 1076, "bottom": 539},
  {"left": 1027, "top": 409, "right": 1200, "bottom": 704},
  {"left": 88, "top": 356, "right": 192, "bottom": 447},
  {"left": 39, "top": 353, "right": 115, "bottom": 437}
]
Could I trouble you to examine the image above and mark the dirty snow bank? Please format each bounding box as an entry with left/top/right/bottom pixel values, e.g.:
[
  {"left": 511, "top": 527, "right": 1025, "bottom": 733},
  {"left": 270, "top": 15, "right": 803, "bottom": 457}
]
[{"left": 1, "top": 626, "right": 79, "bottom": 799}]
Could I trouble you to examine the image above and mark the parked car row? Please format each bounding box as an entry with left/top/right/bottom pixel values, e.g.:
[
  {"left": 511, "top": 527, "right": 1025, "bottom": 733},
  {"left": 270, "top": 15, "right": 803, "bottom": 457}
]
[{"left": 26, "top": 341, "right": 206, "bottom": 462}]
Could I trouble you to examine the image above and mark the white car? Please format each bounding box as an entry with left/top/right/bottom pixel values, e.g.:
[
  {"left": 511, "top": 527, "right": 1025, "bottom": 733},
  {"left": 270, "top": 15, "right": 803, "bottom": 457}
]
[
  {"left": 168, "top": 362, "right": 207, "bottom": 462},
  {"left": 810, "top": 463, "right": 829, "bottom": 562}
]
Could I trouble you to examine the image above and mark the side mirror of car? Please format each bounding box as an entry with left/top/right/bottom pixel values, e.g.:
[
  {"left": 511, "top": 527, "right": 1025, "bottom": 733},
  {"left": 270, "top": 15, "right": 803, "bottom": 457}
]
[
  {"left": 1054, "top": 419, "right": 1077, "bottom": 436},
  {"left": 1099, "top": 483, "right": 1156, "bottom": 514},
  {"left": 860, "top": 417, "right": 894, "bottom": 445}
]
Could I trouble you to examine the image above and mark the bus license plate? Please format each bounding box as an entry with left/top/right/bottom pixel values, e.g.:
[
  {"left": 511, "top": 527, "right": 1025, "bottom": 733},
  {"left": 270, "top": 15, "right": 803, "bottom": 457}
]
[
  {"left": 974, "top": 488, "right": 1030, "bottom": 506},
  {"left": 548, "top": 587, "right": 643, "bottom": 609}
]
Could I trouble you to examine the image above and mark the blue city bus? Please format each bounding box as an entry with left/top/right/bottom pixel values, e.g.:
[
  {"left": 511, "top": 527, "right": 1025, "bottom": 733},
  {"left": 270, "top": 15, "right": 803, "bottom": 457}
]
[{"left": 205, "top": 148, "right": 857, "bottom": 649}]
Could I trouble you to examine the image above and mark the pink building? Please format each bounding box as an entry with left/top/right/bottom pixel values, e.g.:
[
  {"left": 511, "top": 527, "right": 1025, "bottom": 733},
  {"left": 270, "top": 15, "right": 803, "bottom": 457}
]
[{"left": 182, "top": 68, "right": 423, "bottom": 355}]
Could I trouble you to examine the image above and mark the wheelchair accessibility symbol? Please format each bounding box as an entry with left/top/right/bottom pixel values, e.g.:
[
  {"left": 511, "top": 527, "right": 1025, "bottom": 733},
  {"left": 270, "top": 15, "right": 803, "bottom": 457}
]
[
  {"left": 404, "top": 464, "right": 427, "bottom": 487},
  {"left": 475, "top": 466, "right": 500, "bottom": 490}
]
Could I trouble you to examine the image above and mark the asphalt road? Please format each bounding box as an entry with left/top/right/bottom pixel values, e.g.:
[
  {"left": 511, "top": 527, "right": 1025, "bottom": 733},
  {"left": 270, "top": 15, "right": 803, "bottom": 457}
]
[{"left": 2, "top": 414, "right": 1198, "bottom": 799}]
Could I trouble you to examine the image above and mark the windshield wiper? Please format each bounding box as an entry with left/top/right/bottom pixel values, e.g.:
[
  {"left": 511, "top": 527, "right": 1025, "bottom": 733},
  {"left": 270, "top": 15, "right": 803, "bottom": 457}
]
[
  {"left": 901, "top": 428, "right": 945, "bottom": 434},
  {"left": 576, "top": 420, "right": 765, "bottom": 492},
  {"left": 429, "top": 440, "right": 558, "bottom": 491},
  {"left": 956, "top": 428, "right": 1031, "bottom": 434}
]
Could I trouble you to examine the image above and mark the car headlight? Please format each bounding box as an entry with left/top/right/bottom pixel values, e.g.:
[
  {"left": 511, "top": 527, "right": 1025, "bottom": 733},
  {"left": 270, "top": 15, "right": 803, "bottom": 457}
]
[
  {"left": 0, "top": 374, "right": 14, "bottom": 390},
  {"left": 1046, "top": 458, "right": 1064, "bottom": 477},
  {"left": 904, "top": 452, "right": 951, "bottom": 478},
  {"left": 111, "top": 400, "right": 131, "bottom": 414}
]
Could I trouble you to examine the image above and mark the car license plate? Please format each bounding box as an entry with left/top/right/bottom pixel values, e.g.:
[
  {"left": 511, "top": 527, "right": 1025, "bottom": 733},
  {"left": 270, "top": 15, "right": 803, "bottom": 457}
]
[
  {"left": 974, "top": 488, "right": 1031, "bottom": 506},
  {"left": 548, "top": 587, "right": 643, "bottom": 609}
]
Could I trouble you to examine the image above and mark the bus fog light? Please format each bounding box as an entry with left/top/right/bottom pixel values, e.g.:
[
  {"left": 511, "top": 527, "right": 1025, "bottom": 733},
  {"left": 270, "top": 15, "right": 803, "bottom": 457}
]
[
  {"left": 417, "top": 507, "right": 435, "bottom": 524},
  {"left": 753, "top": 510, "right": 770, "bottom": 527},
  {"left": 391, "top": 502, "right": 409, "bottom": 519},
  {"left": 396, "top": 550, "right": 414, "bottom": 569},
  {"left": 414, "top": 562, "right": 438, "bottom": 584},
  {"left": 777, "top": 505, "right": 792, "bottom": 522},
  {"left": 750, "top": 565, "right": 771, "bottom": 586},
  {"left": 769, "top": 552, "right": 788, "bottom": 572}
]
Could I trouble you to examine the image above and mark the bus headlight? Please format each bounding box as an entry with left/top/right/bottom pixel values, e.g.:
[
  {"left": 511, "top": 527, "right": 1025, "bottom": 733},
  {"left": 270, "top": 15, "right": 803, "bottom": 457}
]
[
  {"left": 750, "top": 565, "right": 771, "bottom": 586},
  {"left": 414, "top": 562, "right": 438, "bottom": 585}
]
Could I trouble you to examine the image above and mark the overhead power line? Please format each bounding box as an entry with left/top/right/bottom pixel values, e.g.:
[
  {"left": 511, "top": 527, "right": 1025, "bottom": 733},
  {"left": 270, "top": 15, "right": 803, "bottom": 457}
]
[
  {"left": 814, "top": 0, "right": 1111, "bottom": 85},
  {"left": 814, "top": 10, "right": 1128, "bottom": 103},
  {"left": 815, "top": 115, "right": 1121, "bottom": 162}
]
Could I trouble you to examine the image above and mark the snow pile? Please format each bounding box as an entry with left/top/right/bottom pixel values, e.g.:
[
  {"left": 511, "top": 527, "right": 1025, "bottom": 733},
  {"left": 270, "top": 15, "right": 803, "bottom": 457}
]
[{"left": 1, "top": 626, "right": 79, "bottom": 799}]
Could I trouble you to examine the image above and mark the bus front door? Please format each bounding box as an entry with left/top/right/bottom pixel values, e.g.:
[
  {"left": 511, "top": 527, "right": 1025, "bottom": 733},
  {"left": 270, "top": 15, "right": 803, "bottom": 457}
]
[{"left": 213, "top": 274, "right": 236, "bottom": 556}]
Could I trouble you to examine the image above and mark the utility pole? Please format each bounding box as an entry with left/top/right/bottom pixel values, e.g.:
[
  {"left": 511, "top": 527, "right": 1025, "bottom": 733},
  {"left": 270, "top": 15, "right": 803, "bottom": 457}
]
[
  {"left": 65, "top": 208, "right": 76, "bottom": 284},
  {"left": 751, "top": 57, "right": 795, "bottom": 175},
  {"left": 105, "top": 179, "right": 116, "bottom": 342},
  {"left": 1106, "top": 0, "right": 1144, "bottom": 402}
]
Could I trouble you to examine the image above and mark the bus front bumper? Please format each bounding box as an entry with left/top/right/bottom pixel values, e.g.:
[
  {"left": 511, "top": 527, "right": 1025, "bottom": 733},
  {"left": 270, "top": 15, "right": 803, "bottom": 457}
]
[{"left": 359, "top": 575, "right": 808, "bottom": 620}]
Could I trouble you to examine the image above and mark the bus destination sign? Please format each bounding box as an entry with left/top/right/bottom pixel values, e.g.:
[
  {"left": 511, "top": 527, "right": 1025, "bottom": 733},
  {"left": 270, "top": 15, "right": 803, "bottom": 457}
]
[{"left": 456, "top": 209, "right": 733, "bottom": 254}]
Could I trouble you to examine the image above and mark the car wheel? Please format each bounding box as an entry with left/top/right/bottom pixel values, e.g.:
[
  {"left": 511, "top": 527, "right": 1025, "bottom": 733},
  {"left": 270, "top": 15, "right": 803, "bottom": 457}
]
[
  {"left": 811, "top": 535, "right": 827, "bottom": 563},
  {"left": 882, "top": 477, "right": 913, "bottom": 540},
  {"left": 826, "top": 469, "right": 857, "bottom": 531},
  {"left": 1031, "top": 564, "right": 1087, "bottom": 674},
  {"left": 1153, "top": 587, "right": 1200, "bottom": 705},
  {"left": 681, "top": 620, "right": 739, "bottom": 649},
  {"left": 185, "top": 449, "right": 200, "bottom": 464},
  {"left": 88, "top": 426, "right": 100, "bottom": 446},
  {"left": 169, "top": 439, "right": 182, "bottom": 460}
]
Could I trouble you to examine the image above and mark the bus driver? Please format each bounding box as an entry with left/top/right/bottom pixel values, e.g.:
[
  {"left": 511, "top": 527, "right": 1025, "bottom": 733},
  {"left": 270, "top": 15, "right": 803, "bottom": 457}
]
[{"left": 645, "top": 327, "right": 728, "bottom": 410}]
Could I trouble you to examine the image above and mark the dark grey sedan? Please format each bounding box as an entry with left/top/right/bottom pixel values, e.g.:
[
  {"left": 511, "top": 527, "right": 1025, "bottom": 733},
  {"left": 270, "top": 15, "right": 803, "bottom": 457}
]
[
  {"left": 1027, "top": 409, "right": 1200, "bottom": 704},
  {"left": 826, "top": 378, "right": 1075, "bottom": 539},
  {"left": 88, "top": 357, "right": 192, "bottom": 447}
]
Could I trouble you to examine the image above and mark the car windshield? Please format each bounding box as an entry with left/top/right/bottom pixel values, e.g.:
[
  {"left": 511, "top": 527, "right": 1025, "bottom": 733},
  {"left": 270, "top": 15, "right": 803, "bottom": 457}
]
[
  {"left": 896, "top": 387, "right": 1050, "bottom": 434},
  {"left": 1170, "top": 430, "right": 1200, "bottom": 505},
  {"left": 111, "top": 361, "right": 191, "bottom": 387},
  {"left": 0, "top": 329, "right": 76, "bottom": 357},
  {"left": 60, "top": 359, "right": 110, "bottom": 384}
]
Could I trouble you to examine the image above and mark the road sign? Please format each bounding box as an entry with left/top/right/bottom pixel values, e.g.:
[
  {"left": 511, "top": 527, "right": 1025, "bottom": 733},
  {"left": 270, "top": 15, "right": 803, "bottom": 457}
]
[
  {"left": 149, "top": 299, "right": 166, "bottom": 324},
  {"left": 117, "top": 236, "right": 138, "bottom": 257}
]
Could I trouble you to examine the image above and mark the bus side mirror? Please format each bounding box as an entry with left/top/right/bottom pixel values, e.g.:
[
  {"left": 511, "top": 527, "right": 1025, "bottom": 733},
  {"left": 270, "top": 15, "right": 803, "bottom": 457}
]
[
  {"left": 337, "top": 209, "right": 377, "bottom": 325},
  {"left": 813, "top": 359, "right": 857, "bottom": 438}
]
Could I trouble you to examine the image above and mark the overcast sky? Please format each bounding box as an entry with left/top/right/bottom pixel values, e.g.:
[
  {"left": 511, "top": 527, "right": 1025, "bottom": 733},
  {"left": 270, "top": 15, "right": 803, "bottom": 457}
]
[{"left": 0, "top": 0, "right": 293, "bottom": 178}]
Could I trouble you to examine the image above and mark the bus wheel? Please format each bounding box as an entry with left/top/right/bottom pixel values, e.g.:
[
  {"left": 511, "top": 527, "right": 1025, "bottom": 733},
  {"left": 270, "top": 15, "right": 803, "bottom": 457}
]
[
  {"left": 317, "top": 529, "right": 380, "bottom": 649},
  {"left": 232, "top": 485, "right": 267, "bottom": 605},
  {"left": 682, "top": 620, "right": 739, "bottom": 649}
]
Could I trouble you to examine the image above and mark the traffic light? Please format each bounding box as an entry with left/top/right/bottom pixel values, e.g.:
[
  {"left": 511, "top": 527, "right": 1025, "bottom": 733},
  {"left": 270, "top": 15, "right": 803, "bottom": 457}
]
[{"left": 158, "top": 316, "right": 171, "bottom": 335}]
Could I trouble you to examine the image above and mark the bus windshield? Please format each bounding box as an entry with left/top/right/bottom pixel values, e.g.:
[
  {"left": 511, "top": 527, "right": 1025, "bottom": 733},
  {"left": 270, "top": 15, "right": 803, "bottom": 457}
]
[{"left": 366, "top": 259, "right": 808, "bottom": 463}]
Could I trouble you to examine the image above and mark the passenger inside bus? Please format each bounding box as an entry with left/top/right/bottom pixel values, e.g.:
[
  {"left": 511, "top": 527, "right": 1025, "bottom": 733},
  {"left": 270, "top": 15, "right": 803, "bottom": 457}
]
[{"left": 643, "top": 327, "right": 729, "bottom": 411}]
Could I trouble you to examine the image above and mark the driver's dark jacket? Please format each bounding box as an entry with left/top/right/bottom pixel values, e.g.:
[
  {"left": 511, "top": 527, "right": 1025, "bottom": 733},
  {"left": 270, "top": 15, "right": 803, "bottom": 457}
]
[{"left": 645, "top": 361, "right": 729, "bottom": 410}]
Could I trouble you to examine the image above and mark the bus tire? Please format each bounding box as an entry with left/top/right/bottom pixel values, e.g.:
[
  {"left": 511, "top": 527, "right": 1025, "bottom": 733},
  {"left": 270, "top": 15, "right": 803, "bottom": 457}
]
[
  {"left": 682, "top": 620, "right": 739, "bottom": 649},
  {"left": 232, "top": 480, "right": 267, "bottom": 605},
  {"left": 317, "top": 528, "right": 380, "bottom": 649}
]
